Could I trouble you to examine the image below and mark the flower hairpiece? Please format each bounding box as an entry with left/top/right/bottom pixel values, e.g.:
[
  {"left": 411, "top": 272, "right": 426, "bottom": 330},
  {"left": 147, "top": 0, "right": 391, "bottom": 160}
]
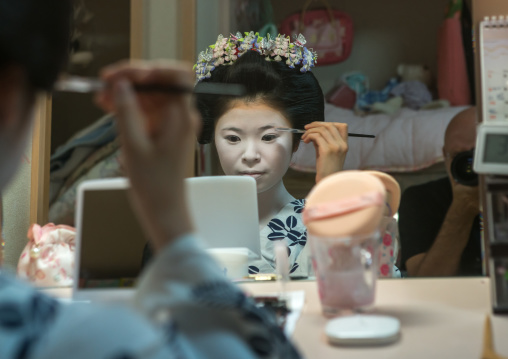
[{"left": 193, "top": 32, "right": 318, "bottom": 82}]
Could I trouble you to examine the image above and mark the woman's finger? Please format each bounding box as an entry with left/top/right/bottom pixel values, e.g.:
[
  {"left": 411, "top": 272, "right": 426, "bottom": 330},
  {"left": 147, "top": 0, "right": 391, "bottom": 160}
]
[
  {"left": 100, "top": 59, "right": 152, "bottom": 83},
  {"left": 302, "top": 132, "right": 328, "bottom": 153},
  {"left": 155, "top": 97, "right": 190, "bottom": 150},
  {"left": 333, "top": 123, "right": 349, "bottom": 144},
  {"left": 302, "top": 123, "right": 335, "bottom": 140},
  {"left": 94, "top": 89, "right": 115, "bottom": 113},
  {"left": 304, "top": 121, "right": 324, "bottom": 129},
  {"left": 101, "top": 60, "right": 193, "bottom": 88},
  {"left": 113, "top": 79, "right": 149, "bottom": 155},
  {"left": 326, "top": 123, "right": 345, "bottom": 143},
  {"left": 303, "top": 127, "right": 338, "bottom": 151},
  {"left": 305, "top": 122, "right": 348, "bottom": 144}
]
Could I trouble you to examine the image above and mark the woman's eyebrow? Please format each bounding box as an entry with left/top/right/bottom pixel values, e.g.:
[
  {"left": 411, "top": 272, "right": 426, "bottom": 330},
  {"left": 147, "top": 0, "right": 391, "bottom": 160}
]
[
  {"left": 221, "top": 127, "right": 243, "bottom": 133},
  {"left": 220, "top": 125, "right": 277, "bottom": 133},
  {"left": 258, "top": 125, "right": 276, "bottom": 132}
]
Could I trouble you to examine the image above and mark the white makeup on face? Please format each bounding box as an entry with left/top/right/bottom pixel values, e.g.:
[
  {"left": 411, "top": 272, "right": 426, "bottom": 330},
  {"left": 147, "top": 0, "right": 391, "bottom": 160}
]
[{"left": 214, "top": 102, "right": 294, "bottom": 194}]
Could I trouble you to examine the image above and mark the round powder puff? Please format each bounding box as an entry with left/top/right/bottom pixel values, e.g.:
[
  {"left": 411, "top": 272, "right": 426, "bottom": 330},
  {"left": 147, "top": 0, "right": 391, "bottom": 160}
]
[
  {"left": 363, "top": 171, "right": 401, "bottom": 216},
  {"left": 304, "top": 171, "right": 386, "bottom": 238}
]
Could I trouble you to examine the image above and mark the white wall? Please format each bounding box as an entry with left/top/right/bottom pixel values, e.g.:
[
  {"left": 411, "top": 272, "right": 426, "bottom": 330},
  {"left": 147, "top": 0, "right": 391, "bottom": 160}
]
[
  {"left": 271, "top": 0, "right": 450, "bottom": 93},
  {"left": 143, "top": 0, "right": 179, "bottom": 59},
  {"left": 3, "top": 141, "right": 31, "bottom": 271},
  {"left": 195, "top": 0, "right": 450, "bottom": 94},
  {"left": 196, "top": 0, "right": 231, "bottom": 175},
  {"left": 196, "top": 0, "right": 231, "bottom": 55}
]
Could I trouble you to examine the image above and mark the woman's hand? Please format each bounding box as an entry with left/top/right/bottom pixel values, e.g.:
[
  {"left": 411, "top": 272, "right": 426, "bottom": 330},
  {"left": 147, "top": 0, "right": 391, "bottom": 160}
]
[
  {"left": 301, "top": 122, "right": 348, "bottom": 183},
  {"left": 95, "top": 60, "right": 200, "bottom": 251}
]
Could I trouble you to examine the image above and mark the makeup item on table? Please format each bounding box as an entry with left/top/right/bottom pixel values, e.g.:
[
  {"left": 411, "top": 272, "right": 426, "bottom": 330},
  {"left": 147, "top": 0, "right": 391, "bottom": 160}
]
[
  {"left": 303, "top": 170, "right": 401, "bottom": 346},
  {"left": 248, "top": 273, "right": 277, "bottom": 281},
  {"left": 207, "top": 247, "right": 249, "bottom": 281},
  {"left": 253, "top": 295, "right": 290, "bottom": 330},
  {"left": 310, "top": 231, "right": 380, "bottom": 313},
  {"left": 304, "top": 171, "right": 386, "bottom": 316},
  {"left": 364, "top": 171, "right": 401, "bottom": 278},
  {"left": 275, "top": 241, "right": 290, "bottom": 301},
  {"left": 275, "top": 127, "right": 375, "bottom": 138},
  {"left": 54, "top": 76, "right": 247, "bottom": 96},
  {"left": 248, "top": 241, "right": 292, "bottom": 331},
  {"left": 481, "top": 315, "right": 508, "bottom": 359},
  {"left": 325, "top": 315, "right": 400, "bottom": 346}
]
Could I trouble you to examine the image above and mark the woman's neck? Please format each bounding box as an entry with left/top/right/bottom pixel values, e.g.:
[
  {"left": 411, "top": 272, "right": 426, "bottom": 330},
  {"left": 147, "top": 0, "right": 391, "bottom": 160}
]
[{"left": 257, "top": 180, "right": 294, "bottom": 230}]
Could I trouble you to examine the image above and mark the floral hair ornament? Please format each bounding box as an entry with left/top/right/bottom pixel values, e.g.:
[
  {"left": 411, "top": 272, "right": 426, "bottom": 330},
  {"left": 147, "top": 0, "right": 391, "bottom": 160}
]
[{"left": 193, "top": 32, "right": 318, "bottom": 82}]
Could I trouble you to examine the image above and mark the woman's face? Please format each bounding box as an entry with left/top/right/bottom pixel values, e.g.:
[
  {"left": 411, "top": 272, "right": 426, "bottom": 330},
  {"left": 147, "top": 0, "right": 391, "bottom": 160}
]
[{"left": 214, "top": 101, "right": 294, "bottom": 193}]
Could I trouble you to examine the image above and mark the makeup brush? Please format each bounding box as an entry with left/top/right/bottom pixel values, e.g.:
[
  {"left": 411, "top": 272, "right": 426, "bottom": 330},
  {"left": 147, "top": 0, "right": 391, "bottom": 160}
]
[
  {"left": 276, "top": 127, "right": 375, "bottom": 138},
  {"left": 54, "top": 76, "right": 246, "bottom": 97}
]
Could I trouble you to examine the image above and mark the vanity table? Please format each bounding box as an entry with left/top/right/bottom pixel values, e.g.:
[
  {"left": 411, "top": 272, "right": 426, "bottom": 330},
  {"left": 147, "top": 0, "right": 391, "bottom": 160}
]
[
  {"left": 240, "top": 277, "right": 507, "bottom": 359},
  {"left": 43, "top": 277, "right": 508, "bottom": 359}
]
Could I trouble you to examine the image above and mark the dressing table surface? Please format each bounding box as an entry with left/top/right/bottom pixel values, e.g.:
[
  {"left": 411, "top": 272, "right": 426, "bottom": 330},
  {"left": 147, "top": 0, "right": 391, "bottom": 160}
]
[
  {"left": 240, "top": 277, "right": 508, "bottom": 359},
  {"left": 43, "top": 277, "right": 507, "bottom": 358}
]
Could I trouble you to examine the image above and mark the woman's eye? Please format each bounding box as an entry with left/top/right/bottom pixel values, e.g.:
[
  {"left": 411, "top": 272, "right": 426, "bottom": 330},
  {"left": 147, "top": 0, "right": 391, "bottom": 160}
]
[
  {"left": 262, "top": 134, "right": 278, "bottom": 142},
  {"left": 225, "top": 135, "right": 241, "bottom": 143}
]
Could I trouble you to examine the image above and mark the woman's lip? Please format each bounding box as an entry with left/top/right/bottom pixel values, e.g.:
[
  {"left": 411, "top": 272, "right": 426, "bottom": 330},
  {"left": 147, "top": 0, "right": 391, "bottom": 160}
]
[{"left": 240, "top": 172, "right": 264, "bottom": 179}]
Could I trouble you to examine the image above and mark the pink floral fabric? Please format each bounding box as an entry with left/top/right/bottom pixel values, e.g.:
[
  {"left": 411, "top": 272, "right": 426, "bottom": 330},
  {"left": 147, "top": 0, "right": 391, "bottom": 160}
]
[
  {"left": 378, "top": 217, "right": 400, "bottom": 278},
  {"left": 17, "top": 223, "right": 76, "bottom": 286}
]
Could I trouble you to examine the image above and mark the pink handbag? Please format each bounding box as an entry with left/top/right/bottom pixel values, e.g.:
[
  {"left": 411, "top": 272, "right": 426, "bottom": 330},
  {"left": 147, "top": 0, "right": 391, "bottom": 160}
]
[
  {"left": 279, "top": 0, "right": 353, "bottom": 66},
  {"left": 436, "top": 9, "right": 471, "bottom": 106},
  {"left": 18, "top": 223, "right": 76, "bottom": 286}
]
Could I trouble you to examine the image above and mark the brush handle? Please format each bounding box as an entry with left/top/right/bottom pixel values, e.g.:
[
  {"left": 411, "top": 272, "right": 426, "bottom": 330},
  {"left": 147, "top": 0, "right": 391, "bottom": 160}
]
[
  {"left": 54, "top": 76, "right": 246, "bottom": 97},
  {"left": 349, "top": 133, "right": 375, "bottom": 138},
  {"left": 136, "top": 83, "right": 246, "bottom": 97},
  {"left": 275, "top": 127, "right": 375, "bottom": 138}
]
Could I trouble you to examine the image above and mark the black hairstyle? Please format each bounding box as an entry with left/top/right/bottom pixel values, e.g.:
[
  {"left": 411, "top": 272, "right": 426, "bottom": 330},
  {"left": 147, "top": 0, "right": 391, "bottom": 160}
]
[
  {"left": 195, "top": 49, "right": 324, "bottom": 144},
  {"left": 0, "top": 0, "right": 72, "bottom": 91}
]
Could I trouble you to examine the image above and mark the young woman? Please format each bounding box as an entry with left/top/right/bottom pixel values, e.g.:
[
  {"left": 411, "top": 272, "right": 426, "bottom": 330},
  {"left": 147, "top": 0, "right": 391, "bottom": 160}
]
[{"left": 194, "top": 32, "right": 349, "bottom": 276}]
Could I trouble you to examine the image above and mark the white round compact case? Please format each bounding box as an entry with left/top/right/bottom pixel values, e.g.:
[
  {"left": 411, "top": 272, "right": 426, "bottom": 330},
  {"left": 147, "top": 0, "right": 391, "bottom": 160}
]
[{"left": 325, "top": 314, "right": 400, "bottom": 346}]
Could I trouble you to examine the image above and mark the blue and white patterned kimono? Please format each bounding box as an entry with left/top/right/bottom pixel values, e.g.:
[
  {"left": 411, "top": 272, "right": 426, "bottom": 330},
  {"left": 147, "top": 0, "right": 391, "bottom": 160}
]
[
  {"left": 0, "top": 234, "right": 302, "bottom": 359},
  {"left": 248, "top": 199, "right": 312, "bottom": 278}
]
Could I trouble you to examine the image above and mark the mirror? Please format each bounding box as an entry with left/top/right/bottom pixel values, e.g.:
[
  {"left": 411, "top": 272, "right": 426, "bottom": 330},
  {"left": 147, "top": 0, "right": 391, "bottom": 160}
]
[{"left": 39, "top": 0, "right": 482, "bottom": 278}]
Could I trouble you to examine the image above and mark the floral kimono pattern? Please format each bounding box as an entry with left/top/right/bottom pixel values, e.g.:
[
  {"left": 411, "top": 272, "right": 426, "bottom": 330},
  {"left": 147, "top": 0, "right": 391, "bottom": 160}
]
[{"left": 248, "top": 199, "right": 312, "bottom": 278}]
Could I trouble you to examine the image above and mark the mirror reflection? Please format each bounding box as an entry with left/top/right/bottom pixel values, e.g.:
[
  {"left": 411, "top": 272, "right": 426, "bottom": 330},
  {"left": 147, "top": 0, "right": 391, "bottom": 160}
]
[
  {"left": 45, "top": 0, "right": 481, "bottom": 279},
  {"left": 399, "top": 107, "right": 482, "bottom": 277}
]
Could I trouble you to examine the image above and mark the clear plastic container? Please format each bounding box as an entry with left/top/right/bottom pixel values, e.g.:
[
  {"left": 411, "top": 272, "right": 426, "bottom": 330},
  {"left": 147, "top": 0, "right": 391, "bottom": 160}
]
[{"left": 308, "top": 231, "right": 381, "bottom": 317}]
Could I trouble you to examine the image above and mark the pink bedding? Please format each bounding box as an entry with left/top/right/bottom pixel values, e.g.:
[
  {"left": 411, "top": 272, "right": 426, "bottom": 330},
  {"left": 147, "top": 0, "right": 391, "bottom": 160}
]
[{"left": 291, "top": 104, "right": 470, "bottom": 173}]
